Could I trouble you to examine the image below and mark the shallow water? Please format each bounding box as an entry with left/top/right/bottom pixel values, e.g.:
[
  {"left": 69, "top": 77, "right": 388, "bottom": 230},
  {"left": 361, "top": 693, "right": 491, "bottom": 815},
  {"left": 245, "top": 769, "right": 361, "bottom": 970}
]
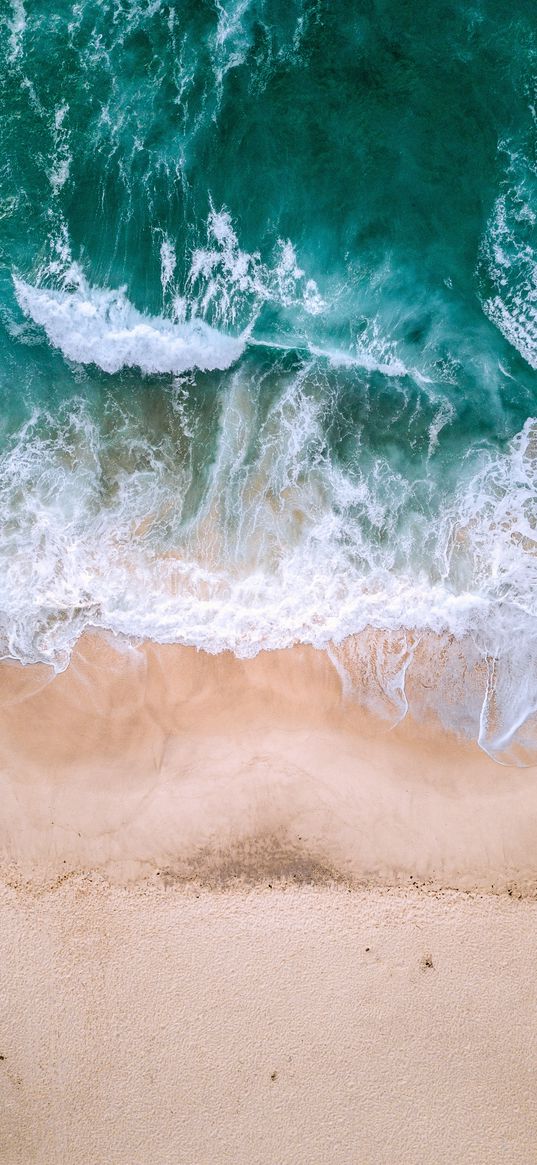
[{"left": 1, "top": 0, "right": 537, "bottom": 760}]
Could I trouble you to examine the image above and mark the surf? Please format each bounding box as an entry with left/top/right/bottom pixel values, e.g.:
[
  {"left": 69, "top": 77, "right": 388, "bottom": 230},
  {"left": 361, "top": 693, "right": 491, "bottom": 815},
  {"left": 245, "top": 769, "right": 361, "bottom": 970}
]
[{"left": 2, "top": 0, "right": 537, "bottom": 764}]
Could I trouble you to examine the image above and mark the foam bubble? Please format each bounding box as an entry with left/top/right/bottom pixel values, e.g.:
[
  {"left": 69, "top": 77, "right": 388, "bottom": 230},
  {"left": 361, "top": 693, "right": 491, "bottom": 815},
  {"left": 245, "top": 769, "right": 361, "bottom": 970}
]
[
  {"left": 48, "top": 103, "right": 71, "bottom": 194},
  {"left": 212, "top": 0, "right": 254, "bottom": 96},
  {"left": 308, "top": 342, "right": 409, "bottom": 378}
]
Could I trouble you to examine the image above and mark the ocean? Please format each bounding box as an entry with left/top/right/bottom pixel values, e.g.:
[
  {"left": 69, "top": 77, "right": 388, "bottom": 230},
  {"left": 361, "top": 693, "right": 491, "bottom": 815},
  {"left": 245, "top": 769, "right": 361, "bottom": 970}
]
[{"left": 1, "top": 0, "right": 537, "bottom": 762}]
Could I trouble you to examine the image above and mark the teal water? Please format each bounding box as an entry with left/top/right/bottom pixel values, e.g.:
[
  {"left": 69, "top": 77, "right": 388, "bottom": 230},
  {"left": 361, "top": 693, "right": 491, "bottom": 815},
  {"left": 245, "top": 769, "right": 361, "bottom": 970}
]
[{"left": 1, "top": 0, "right": 537, "bottom": 759}]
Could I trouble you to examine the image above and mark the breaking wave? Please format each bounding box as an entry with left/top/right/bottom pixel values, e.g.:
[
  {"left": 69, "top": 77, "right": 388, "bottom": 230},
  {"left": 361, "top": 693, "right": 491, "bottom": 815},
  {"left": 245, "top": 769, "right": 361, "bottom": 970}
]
[
  {"left": 13, "top": 274, "right": 246, "bottom": 376},
  {"left": 3, "top": 0, "right": 537, "bottom": 766},
  {"left": 1, "top": 358, "right": 537, "bottom": 763}
]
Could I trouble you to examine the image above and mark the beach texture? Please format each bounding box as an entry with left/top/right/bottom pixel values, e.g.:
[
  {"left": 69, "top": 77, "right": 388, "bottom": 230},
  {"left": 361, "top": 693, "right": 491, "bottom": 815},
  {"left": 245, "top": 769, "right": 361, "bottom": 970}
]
[
  {"left": 1, "top": 639, "right": 537, "bottom": 1162},
  {"left": 1, "top": 880, "right": 536, "bottom": 1165}
]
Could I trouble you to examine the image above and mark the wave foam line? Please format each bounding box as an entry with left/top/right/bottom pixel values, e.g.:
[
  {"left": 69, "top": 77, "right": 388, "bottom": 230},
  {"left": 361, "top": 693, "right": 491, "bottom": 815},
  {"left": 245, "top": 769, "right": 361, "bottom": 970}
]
[
  {"left": 14, "top": 272, "right": 412, "bottom": 383},
  {"left": 13, "top": 276, "right": 246, "bottom": 375},
  {"left": 479, "top": 144, "right": 537, "bottom": 369}
]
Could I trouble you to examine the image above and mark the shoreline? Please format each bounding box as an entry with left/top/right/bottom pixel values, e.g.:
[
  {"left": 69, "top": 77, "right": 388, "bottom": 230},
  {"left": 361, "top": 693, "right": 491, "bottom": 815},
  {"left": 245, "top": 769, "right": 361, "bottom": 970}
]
[
  {"left": 3, "top": 633, "right": 537, "bottom": 1162},
  {"left": 2, "top": 631, "right": 537, "bottom": 893}
]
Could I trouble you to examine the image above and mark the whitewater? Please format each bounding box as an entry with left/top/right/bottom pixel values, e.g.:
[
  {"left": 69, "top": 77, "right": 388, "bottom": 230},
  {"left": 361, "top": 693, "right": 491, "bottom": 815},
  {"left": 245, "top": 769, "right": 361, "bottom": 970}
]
[{"left": 2, "top": 0, "right": 537, "bottom": 762}]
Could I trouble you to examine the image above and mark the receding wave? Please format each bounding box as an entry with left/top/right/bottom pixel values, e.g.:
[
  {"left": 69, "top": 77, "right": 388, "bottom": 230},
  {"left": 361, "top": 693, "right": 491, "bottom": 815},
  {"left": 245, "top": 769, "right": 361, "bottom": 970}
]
[{"left": 1, "top": 359, "right": 537, "bottom": 762}]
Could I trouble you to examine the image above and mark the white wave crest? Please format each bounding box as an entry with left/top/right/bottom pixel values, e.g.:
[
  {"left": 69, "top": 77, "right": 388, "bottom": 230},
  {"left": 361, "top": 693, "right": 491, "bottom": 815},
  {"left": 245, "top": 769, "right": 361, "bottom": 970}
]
[
  {"left": 13, "top": 205, "right": 330, "bottom": 375},
  {"left": 479, "top": 145, "right": 537, "bottom": 368},
  {"left": 13, "top": 273, "right": 246, "bottom": 375}
]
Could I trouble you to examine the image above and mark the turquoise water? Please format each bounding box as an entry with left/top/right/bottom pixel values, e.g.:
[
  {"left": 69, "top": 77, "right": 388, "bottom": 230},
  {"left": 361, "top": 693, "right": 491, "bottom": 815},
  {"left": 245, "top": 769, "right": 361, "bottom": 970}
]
[{"left": 1, "top": 0, "right": 537, "bottom": 759}]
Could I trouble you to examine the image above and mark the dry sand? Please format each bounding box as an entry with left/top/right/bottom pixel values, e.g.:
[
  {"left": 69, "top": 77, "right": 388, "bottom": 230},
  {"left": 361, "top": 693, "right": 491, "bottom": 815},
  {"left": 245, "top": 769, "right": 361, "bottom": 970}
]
[
  {"left": 1, "top": 882, "right": 537, "bottom": 1165},
  {"left": 1, "top": 634, "right": 537, "bottom": 1162}
]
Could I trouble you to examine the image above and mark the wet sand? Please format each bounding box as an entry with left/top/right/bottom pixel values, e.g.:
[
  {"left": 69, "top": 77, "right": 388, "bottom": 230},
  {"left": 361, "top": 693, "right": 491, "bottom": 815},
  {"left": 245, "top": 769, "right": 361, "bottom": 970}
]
[
  {"left": 1, "top": 633, "right": 537, "bottom": 1162},
  {"left": 1, "top": 632, "right": 537, "bottom": 890}
]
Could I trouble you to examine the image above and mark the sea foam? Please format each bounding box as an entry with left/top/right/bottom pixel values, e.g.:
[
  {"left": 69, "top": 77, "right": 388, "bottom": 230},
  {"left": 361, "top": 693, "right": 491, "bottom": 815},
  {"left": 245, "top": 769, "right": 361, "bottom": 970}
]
[
  {"left": 480, "top": 144, "right": 537, "bottom": 369},
  {"left": 13, "top": 207, "right": 329, "bottom": 376},
  {"left": 13, "top": 275, "right": 246, "bottom": 375},
  {"left": 1, "top": 360, "right": 537, "bottom": 762}
]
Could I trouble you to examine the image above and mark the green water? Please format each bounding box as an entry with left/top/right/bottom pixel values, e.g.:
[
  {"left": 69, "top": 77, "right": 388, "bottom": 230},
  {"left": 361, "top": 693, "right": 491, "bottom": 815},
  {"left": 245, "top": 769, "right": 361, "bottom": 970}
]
[{"left": 1, "top": 0, "right": 537, "bottom": 760}]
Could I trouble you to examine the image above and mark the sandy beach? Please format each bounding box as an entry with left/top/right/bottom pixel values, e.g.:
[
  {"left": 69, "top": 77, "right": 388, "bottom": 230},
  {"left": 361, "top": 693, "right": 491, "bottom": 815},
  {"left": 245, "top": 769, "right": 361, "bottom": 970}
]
[
  {"left": 1, "top": 633, "right": 537, "bottom": 891},
  {"left": 1, "top": 634, "right": 537, "bottom": 1162},
  {"left": 1, "top": 881, "right": 536, "bottom": 1165}
]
